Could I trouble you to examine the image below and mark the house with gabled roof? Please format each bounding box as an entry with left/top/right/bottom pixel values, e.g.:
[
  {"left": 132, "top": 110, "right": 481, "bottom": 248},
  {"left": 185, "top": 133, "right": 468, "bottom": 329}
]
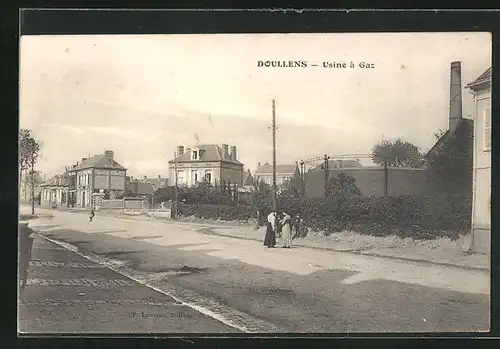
[
  {"left": 168, "top": 144, "right": 244, "bottom": 187},
  {"left": 39, "top": 172, "right": 72, "bottom": 208},
  {"left": 125, "top": 175, "right": 166, "bottom": 197},
  {"left": 69, "top": 150, "right": 127, "bottom": 207},
  {"left": 254, "top": 162, "right": 300, "bottom": 187},
  {"left": 242, "top": 169, "right": 255, "bottom": 188},
  {"left": 141, "top": 175, "right": 168, "bottom": 191}
]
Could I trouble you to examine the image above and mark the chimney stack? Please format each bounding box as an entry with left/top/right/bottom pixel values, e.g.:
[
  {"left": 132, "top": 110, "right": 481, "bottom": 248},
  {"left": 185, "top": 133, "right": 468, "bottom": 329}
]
[
  {"left": 82, "top": 157, "right": 87, "bottom": 162},
  {"left": 222, "top": 144, "right": 229, "bottom": 159},
  {"left": 449, "top": 61, "right": 463, "bottom": 130},
  {"left": 177, "top": 145, "right": 184, "bottom": 156},
  {"left": 230, "top": 146, "right": 237, "bottom": 161},
  {"left": 158, "top": 174, "right": 161, "bottom": 180},
  {"left": 104, "top": 150, "right": 114, "bottom": 161},
  {"left": 144, "top": 175, "right": 147, "bottom": 180}
]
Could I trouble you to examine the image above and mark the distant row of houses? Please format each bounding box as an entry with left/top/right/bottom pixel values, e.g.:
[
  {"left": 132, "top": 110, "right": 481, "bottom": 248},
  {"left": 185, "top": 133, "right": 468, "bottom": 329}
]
[{"left": 36, "top": 141, "right": 362, "bottom": 209}]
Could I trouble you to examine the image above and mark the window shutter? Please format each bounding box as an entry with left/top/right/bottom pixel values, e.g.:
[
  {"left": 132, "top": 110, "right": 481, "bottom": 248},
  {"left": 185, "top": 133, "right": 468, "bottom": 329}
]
[{"left": 484, "top": 107, "right": 491, "bottom": 151}]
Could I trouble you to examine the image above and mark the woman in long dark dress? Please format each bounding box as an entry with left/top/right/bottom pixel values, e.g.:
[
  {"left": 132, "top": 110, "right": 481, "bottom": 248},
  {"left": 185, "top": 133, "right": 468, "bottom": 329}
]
[{"left": 263, "top": 212, "right": 276, "bottom": 248}]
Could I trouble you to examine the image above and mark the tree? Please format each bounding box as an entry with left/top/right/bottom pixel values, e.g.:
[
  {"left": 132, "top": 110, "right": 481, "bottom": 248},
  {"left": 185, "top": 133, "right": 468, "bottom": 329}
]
[
  {"left": 251, "top": 179, "right": 272, "bottom": 214},
  {"left": 426, "top": 121, "right": 473, "bottom": 200},
  {"left": 117, "top": 188, "right": 134, "bottom": 200},
  {"left": 326, "top": 172, "right": 362, "bottom": 199},
  {"left": 232, "top": 183, "right": 239, "bottom": 204},
  {"left": 192, "top": 179, "right": 211, "bottom": 205},
  {"left": 279, "top": 178, "right": 301, "bottom": 198},
  {"left": 19, "top": 129, "right": 41, "bottom": 214},
  {"left": 212, "top": 180, "right": 223, "bottom": 205},
  {"left": 371, "top": 138, "right": 424, "bottom": 168}
]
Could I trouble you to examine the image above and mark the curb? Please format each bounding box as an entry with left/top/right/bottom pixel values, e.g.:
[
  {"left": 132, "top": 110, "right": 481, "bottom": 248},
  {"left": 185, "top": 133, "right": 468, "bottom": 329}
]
[{"left": 44, "top": 208, "right": 489, "bottom": 273}]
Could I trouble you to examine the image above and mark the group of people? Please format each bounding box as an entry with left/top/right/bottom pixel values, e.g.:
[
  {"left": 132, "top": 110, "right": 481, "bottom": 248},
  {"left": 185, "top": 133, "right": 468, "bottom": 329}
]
[{"left": 263, "top": 211, "right": 298, "bottom": 249}]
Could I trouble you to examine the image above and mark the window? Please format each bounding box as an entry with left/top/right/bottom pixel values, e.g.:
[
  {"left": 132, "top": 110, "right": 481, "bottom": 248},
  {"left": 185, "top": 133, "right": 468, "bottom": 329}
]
[
  {"left": 192, "top": 150, "right": 198, "bottom": 160},
  {"left": 177, "top": 170, "right": 184, "bottom": 184},
  {"left": 484, "top": 107, "right": 491, "bottom": 151},
  {"left": 205, "top": 170, "right": 212, "bottom": 183},
  {"left": 192, "top": 170, "right": 198, "bottom": 183}
]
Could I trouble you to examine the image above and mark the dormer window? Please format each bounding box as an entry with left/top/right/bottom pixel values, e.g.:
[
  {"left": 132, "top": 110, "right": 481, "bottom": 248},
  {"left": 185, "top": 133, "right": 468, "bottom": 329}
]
[{"left": 192, "top": 150, "right": 199, "bottom": 160}]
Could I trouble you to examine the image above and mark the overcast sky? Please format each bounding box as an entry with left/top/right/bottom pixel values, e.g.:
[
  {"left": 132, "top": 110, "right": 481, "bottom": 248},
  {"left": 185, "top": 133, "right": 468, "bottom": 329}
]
[{"left": 20, "top": 33, "right": 491, "bottom": 178}]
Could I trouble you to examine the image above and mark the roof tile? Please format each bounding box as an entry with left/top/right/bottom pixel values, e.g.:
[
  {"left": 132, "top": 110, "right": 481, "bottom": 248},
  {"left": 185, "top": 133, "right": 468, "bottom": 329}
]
[
  {"left": 72, "top": 153, "right": 126, "bottom": 171},
  {"left": 169, "top": 144, "right": 242, "bottom": 165}
]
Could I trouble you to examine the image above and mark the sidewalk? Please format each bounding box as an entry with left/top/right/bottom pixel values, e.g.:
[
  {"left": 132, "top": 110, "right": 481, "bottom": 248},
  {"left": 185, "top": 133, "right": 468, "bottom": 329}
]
[
  {"left": 27, "top": 205, "right": 490, "bottom": 271},
  {"left": 193, "top": 225, "right": 489, "bottom": 271},
  {"left": 18, "top": 233, "right": 239, "bottom": 333}
]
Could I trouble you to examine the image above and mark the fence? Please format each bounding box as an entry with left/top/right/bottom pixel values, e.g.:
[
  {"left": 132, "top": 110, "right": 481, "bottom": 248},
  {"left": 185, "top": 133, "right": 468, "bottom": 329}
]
[
  {"left": 99, "top": 199, "right": 124, "bottom": 211},
  {"left": 124, "top": 198, "right": 149, "bottom": 214},
  {"left": 304, "top": 166, "right": 429, "bottom": 198}
]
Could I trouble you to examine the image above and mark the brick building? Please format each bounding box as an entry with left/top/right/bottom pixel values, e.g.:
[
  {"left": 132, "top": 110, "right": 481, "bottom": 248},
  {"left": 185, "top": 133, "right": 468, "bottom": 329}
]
[{"left": 69, "top": 150, "right": 127, "bottom": 207}]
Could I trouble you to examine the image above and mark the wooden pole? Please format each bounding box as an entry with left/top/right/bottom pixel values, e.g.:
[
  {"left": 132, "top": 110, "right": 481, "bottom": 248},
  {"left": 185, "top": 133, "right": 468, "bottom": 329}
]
[
  {"left": 384, "top": 157, "right": 388, "bottom": 197},
  {"left": 324, "top": 154, "right": 330, "bottom": 198},
  {"left": 300, "top": 160, "right": 305, "bottom": 197},
  {"left": 174, "top": 152, "right": 179, "bottom": 219},
  {"left": 30, "top": 161, "right": 35, "bottom": 215}
]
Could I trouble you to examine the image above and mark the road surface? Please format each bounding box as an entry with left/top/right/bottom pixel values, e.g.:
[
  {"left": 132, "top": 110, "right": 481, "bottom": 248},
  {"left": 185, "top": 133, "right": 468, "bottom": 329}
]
[
  {"left": 18, "top": 234, "right": 238, "bottom": 333},
  {"left": 19, "top": 207, "right": 490, "bottom": 333}
]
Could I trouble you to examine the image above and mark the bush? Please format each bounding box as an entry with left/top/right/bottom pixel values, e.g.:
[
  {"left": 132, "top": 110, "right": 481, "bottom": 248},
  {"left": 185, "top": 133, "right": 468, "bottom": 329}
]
[
  {"left": 278, "top": 195, "right": 470, "bottom": 240},
  {"left": 178, "top": 204, "right": 256, "bottom": 222}
]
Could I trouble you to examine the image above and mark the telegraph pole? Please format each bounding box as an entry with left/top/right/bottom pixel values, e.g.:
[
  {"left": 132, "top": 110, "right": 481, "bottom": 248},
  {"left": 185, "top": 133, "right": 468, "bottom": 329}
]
[
  {"left": 383, "top": 157, "right": 388, "bottom": 197},
  {"left": 271, "top": 99, "right": 278, "bottom": 234},
  {"left": 324, "top": 154, "right": 330, "bottom": 198},
  {"left": 173, "top": 151, "right": 179, "bottom": 219},
  {"left": 300, "top": 159, "right": 305, "bottom": 197}
]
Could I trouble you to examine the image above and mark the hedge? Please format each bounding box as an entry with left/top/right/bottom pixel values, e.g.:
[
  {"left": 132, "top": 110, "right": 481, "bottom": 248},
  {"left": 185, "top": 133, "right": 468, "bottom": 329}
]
[
  {"left": 178, "top": 195, "right": 471, "bottom": 240},
  {"left": 178, "top": 203, "right": 257, "bottom": 222}
]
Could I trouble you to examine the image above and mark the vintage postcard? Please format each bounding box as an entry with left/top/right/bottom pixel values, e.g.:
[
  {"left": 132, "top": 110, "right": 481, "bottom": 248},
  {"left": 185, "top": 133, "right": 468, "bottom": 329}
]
[{"left": 18, "top": 32, "right": 491, "bottom": 334}]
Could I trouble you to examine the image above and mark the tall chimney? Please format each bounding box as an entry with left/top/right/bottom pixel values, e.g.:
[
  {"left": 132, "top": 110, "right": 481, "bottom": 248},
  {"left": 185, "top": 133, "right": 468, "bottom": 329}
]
[
  {"left": 177, "top": 145, "right": 184, "bottom": 155},
  {"left": 222, "top": 144, "right": 229, "bottom": 159},
  {"left": 449, "top": 61, "right": 463, "bottom": 130},
  {"left": 230, "top": 146, "right": 237, "bottom": 161}
]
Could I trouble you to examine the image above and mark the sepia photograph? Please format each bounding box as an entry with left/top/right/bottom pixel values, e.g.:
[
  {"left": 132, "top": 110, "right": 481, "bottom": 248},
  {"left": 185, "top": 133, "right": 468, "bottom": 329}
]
[{"left": 18, "top": 32, "right": 491, "bottom": 334}]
